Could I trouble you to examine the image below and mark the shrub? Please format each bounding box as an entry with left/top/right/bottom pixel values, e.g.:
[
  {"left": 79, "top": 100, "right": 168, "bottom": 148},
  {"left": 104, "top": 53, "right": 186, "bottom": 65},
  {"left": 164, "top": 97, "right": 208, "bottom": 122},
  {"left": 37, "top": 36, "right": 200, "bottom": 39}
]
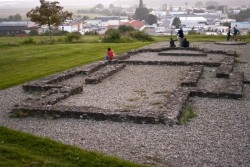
[
  {"left": 129, "top": 30, "right": 154, "bottom": 41},
  {"left": 118, "top": 25, "right": 135, "bottom": 33},
  {"left": 84, "top": 31, "right": 98, "bottom": 35},
  {"left": 65, "top": 32, "right": 81, "bottom": 42},
  {"left": 23, "top": 37, "right": 36, "bottom": 44},
  {"left": 54, "top": 30, "right": 69, "bottom": 36},
  {"left": 29, "top": 29, "right": 39, "bottom": 36},
  {"left": 103, "top": 29, "right": 121, "bottom": 42}
]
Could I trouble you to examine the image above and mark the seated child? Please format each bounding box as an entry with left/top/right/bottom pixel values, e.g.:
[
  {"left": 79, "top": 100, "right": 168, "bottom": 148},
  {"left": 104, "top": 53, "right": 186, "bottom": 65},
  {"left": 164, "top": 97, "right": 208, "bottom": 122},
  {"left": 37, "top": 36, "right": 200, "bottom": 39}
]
[
  {"left": 170, "top": 38, "right": 177, "bottom": 48},
  {"left": 107, "top": 47, "right": 115, "bottom": 61}
]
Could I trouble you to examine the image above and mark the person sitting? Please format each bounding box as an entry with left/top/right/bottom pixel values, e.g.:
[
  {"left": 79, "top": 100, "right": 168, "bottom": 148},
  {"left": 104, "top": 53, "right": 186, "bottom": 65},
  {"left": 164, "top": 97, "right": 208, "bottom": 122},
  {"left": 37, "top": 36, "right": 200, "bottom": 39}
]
[
  {"left": 170, "top": 38, "right": 177, "bottom": 48},
  {"left": 107, "top": 47, "right": 115, "bottom": 61},
  {"left": 182, "top": 38, "right": 189, "bottom": 48}
]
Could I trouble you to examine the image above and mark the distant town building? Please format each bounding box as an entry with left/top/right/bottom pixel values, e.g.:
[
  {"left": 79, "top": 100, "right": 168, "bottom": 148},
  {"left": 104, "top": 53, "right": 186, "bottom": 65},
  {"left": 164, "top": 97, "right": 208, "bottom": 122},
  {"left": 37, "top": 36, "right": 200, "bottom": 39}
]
[
  {"left": 58, "top": 22, "right": 83, "bottom": 33},
  {"left": 170, "top": 16, "right": 207, "bottom": 28},
  {"left": 0, "top": 21, "right": 38, "bottom": 36},
  {"left": 122, "top": 20, "right": 145, "bottom": 31}
]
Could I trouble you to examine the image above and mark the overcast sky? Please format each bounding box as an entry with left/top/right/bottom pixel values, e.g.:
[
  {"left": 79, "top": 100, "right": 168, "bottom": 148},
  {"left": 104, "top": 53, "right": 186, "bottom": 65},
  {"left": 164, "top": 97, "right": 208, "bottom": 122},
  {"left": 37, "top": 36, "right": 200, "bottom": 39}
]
[{"left": 0, "top": 0, "right": 249, "bottom": 9}]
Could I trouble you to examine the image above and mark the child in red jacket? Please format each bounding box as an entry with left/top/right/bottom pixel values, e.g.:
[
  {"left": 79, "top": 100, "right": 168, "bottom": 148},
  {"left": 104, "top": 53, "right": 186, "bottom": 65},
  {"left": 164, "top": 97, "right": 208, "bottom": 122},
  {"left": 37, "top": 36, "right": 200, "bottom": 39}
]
[{"left": 107, "top": 48, "right": 115, "bottom": 60}]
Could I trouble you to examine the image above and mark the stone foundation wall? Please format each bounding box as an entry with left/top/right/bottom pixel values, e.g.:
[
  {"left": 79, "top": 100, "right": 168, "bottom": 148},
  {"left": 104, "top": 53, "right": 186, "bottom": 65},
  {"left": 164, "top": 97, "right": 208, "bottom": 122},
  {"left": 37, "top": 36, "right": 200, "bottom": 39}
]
[{"left": 12, "top": 46, "right": 245, "bottom": 125}]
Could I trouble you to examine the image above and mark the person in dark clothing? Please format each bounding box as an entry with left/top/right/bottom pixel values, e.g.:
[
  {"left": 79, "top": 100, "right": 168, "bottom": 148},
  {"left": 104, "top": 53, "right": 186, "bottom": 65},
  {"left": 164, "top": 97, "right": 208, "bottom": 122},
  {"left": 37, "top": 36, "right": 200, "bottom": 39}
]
[
  {"left": 227, "top": 26, "right": 231, "bottom": 41},
  {"left": 182, "top": 38, "right": 189, "bottom": 47},
  {"left": 232, "top": 26, "right": 240, "bottom": 41},
  {"left": 176, "top": 28, "right": 184, "bottom": 47},
  {"left": 170, "top": 38, "right": 177, "bottom": 48}
]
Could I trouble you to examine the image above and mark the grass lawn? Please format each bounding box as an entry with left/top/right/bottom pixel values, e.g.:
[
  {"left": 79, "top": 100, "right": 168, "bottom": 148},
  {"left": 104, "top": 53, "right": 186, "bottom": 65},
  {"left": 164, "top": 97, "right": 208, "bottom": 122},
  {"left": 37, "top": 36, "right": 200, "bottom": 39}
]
[
  {"left": 0, "top": 41, "right": 151, "bottom": 89},
  {"left": 0, "top": 126, "right": 147, "bottom": 167},
  {"left": 0, "top": 35, "right": 249, "bottom": 90}
]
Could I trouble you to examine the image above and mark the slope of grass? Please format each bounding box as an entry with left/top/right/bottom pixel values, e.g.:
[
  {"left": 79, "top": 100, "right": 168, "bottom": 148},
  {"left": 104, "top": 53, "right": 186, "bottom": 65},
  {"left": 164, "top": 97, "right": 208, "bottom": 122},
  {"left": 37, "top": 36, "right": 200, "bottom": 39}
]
[
  {"left": 0, "top": 42, "right": 151, "bottom": 89},
  {"left": 0, "top": 126, "right": 147, "bottom": 167}
]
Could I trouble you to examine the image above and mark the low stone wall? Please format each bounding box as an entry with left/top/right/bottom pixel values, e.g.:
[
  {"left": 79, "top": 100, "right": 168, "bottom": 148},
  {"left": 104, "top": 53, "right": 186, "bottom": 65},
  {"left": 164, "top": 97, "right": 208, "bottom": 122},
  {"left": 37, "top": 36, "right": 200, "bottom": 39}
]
[
  {"left": 11, "top": 46, "right": 245, "bottom": 125},
  {"left": 118, "top": 60, "right": 220, "bottom": 67},
  {"left": 21, "top": 85, "right": 83, "bottom": 106},
  {"left": 127, "top": 47, "right": 235, "bottom": 56},
  {"left": 216, "top": 56, "right": 235, "bottom": 78},
  {"left": 181, "top": 65, "right": 204, "bottom": 87},
  {"left": 23, "top": 61, "right": 106, "bottom": 92},
  {"left": 12, "top": 105, "right": 168, "bottom": 125},
  {"left": 191, "top": 72, "right": 244, "bottom": 99},
  {"left": 85, "top": 64, "right": 126, "bottom": 84},
  {"left": 162, "top": 87, "right": 191, "bottom": 125},
  {"left": 158, "top": 52, "right": 207, "bottom": 57}
]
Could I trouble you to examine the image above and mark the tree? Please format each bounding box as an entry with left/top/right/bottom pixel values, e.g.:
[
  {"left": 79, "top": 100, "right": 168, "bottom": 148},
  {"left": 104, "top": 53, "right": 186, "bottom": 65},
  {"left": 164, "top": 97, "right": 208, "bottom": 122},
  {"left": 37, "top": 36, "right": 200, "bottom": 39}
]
[
  {"left": 104, "top": 29, "right": 121, "bottom": 42},
  {"left": 205, "top": 1, "right": 218, "bottom": 8},
  {"left": 207, "top": 5, "right": 216, "bottom": 10},
  {"left": 29, "top": 29, "right": 39, "bottom": 36},
  {"left": 118, "top": 25, "right": 135, "bottom": 33},
  {"left": 94, "top": 3, "right": 104, "bottom": 9},
  {"left": 172, "top": 17, "right": 181, "bottom": 29},
  {"left": 26, "top": 0, "right": 72, "bottom": 44},
  {"left": 162, "top": 4, "right": 167, "bottom": 11},
  {"left": 13, "top": 14, "right": 22, "bottom": 21},
  {"left": 195, "top": 1, "right": 203, "bottom": 8},
  {"left": 133, "top": 8, "right": 149, "bottom": 21},
  {"left": 146, "top": 14, "right": 157, "bottom": 25},
  {"left": 229, "top": 9, "right": 250, "bottom": 22}
]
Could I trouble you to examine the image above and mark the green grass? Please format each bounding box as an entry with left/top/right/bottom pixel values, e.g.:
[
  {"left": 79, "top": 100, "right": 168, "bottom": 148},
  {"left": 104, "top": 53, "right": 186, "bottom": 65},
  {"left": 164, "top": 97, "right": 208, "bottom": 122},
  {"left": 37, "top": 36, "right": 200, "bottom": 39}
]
[
  {"left": 0, "top": 41, "right": 151, "bottom": 89},
  {"left": 177, "top": 104, "right": 197, "bottom": 125},
  {"left": 0, "top": 126, "right": 147, "bottom": 167},
  {"left": 0, "top": 34, "right": 249, "bottom": 90}
]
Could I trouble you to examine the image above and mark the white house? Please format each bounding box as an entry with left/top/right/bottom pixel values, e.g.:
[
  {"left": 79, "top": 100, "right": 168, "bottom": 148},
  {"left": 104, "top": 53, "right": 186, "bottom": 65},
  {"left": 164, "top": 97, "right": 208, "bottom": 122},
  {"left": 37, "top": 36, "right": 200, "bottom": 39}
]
[
  {"left": 171, "top": 16, "right": 207, "bottom": 28},
  {"left": 150, "top": 10, "right": 167, "bottom": 18},
  {"left": 231, "top": 22, "right": 250, "bottom": 29}
]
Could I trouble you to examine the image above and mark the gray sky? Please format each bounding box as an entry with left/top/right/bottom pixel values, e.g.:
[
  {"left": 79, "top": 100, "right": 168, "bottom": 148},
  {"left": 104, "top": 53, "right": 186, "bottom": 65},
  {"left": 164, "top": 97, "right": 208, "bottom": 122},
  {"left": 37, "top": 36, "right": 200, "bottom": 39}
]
[{"left": 0, "top": 0, "right": 249, "bottom": 9}]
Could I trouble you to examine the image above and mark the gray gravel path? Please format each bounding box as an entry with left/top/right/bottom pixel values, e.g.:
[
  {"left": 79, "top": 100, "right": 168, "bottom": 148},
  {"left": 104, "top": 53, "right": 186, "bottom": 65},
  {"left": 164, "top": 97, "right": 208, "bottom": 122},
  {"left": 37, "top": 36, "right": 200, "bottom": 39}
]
[{"left": 0, "top": 42, "right": 249, "bottom": 167}]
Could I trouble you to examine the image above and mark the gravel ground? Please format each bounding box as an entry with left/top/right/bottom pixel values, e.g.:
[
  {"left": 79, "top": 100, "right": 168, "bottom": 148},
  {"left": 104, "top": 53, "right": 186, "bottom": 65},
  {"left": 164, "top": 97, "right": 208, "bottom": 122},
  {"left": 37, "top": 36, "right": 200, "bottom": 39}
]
[
  {"left": 128, "top": 52, "right": 224, "bottom": 63},
  {"left": 0, "top": 42, "right": 249, "bottom": 167},
  {"left": 58, "top": 65, "right": 189, "bottom": 111}
]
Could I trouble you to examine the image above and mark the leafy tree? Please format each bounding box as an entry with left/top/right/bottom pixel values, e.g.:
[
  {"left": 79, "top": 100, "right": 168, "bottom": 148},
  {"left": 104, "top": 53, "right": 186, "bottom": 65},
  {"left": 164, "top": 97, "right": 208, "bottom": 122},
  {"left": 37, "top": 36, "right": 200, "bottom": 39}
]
[
  {"left": 172, "top": 17, "right": 181, "bottom": 29},
  {"left": 94, "top": 3, "right": 104, "bottom": 9},
  {"left": 13, "top": 14, "right": 22, "bottom": 21},
  {"left": 193, "top": 9, "right": 205, "bottom": 13},
  {"left": 104, "top": 29, "right": 121, "bottom": 42},
  {"left": 26, "top": 0, "right": 72, "bottom": 44},
  {"left": 162, "top": 4, "right": 167, "bottom": 11},
  {"left": 109, "top": 4, "right": 114, "bottom": 9},
  {"left": 129, "top": 30, "right": 154, "bottom": 41},
  {"left": 146, "top": 14, "right": 157, "bottom": 25},
  {"left": 222, "top": 22, "right": 231, "bottom": 27},
  {"left": 118, "top": 25, "right": 135, "bottom": 33},
  {"left": 169, "top": 5, "right": 173, "bottom": 11},
  {"left": 229, "top": 9, "right": 250, "bottom": 21},
  {"left": 205, "top": 1, "right": 218, "bottom": 8},
  {"left": 195, "top": 1, "right": 203, "bottom": 8},
  {"left": 207, "top": 5, "right": 216, "bottom": 10},
  {"left": 82, "top": 16, "right": 89, "bottom": 20},
  {"left": 133, "top": 8, "right": 149, "bottom": 21},
  {"left": 8, "top": 15, "right": 14, "bottom": 21},
  {"left": 65, "top": 32, "right": 81, "bottom": 43},
  {"left": 29, "top": 29, "right": 39, "bottom": 36}
]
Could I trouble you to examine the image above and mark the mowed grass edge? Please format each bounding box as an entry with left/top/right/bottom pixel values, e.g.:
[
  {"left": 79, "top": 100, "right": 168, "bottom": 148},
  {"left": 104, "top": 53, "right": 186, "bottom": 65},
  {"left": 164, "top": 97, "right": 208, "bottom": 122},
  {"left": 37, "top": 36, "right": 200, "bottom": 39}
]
[
  {"left": 0, "top": 42, "right": 151, "bottom": 90},
  {"left": 0, "top": 126, "right": 148, "bottom": 167}
]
